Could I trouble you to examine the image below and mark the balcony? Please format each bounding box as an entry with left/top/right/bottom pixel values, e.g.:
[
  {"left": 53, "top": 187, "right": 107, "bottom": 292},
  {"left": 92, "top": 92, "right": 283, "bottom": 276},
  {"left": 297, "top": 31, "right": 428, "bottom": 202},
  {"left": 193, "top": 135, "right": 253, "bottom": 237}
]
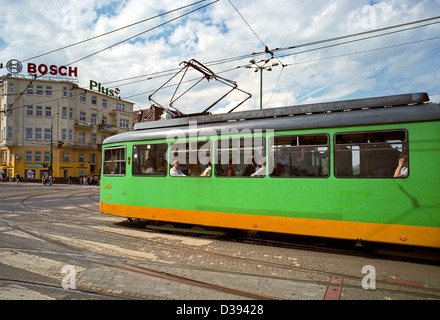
[
  {"left": 75, "top": 120, "right": 94, "bottom": 130},
  {"left": 97, "top": 124, "right": 118, "bottom": 133}
]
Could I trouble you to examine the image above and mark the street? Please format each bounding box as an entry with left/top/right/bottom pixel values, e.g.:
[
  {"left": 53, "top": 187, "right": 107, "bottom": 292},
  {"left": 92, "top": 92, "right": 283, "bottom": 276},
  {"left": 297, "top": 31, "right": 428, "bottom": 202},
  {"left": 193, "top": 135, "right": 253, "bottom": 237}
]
[{"left": 0, "top": 182, "right": 439, "bottom": 303}]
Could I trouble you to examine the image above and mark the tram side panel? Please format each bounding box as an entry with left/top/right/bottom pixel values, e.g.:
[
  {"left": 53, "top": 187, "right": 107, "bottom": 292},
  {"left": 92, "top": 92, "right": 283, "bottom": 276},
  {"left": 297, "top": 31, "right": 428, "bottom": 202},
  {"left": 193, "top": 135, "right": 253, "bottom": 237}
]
[{"left": 100, "top": 121, "right": 440, "bottom": 248}]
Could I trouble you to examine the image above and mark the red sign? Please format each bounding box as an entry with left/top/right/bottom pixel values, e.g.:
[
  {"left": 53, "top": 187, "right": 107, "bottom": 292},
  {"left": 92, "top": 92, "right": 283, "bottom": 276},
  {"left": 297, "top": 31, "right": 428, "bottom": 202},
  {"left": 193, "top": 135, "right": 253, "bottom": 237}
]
[{"left": 27, "top": 63, "right": 78, "bottom": 77}]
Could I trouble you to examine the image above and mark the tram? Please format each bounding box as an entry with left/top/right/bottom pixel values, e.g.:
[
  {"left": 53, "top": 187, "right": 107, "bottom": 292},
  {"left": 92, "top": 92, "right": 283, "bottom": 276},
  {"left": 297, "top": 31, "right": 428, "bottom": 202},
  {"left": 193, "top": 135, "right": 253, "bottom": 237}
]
[{"left": 100, "top": 92, "right": 440, "bottom": 248}]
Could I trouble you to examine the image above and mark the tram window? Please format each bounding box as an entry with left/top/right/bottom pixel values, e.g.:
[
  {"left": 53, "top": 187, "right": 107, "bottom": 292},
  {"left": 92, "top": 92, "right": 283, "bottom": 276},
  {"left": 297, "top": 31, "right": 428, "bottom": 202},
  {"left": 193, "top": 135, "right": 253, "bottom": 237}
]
[
  {"left": 103, "top": 146, "right": 126, "bottom": 176},
  {"left": 169, "top": 140, "right": 212, "bottom": 177},
  {"left": 132, "top": 143, "right": 168, "bottom": 177},
  {"left": 269, "top": 134, "right": 329, "bottom": 177},
  {"left": 215, "top": 137, "right": 266, "bottom": 177},
  {"left": 334, "top": 130, "right": 408, "bottom": 178}
]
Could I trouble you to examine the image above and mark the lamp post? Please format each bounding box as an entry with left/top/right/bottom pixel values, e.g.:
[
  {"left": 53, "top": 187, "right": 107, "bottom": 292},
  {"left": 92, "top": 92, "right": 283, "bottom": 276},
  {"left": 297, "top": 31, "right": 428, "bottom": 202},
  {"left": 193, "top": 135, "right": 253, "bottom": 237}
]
[
  {"left": 245, "top": 59, "right": 279, "bottom": 110},
  {"left": 49, "top": 111, "right": 59, "bottom": 185}
]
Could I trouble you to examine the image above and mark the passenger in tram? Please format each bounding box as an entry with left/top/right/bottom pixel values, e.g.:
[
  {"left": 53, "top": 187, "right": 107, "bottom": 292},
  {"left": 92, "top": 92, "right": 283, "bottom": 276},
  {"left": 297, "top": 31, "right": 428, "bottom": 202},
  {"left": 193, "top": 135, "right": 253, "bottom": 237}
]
[
  {"left": 142, "top": 159, "right": 155, "bottom": 173},
  {"left": 276, "top": 148, "right": 290, "bottom": 176},
  {"left": 367, "top": 134, "right": 400, "bottom": 177},
  {"left": 242, "top": 157, "right": 256, "bottom": 176},
  {"left": 290, "top": 138, "right": 312, "bottom": 176},
  {"left": 393, "top": 154, "right": 409, "bottom": 178},
  {"left": 156, "top": 159, "right": 167, "bottom": 173},
  {"left": 170, "top": 160, "right": 186, "bottom": 176},
  {"left": 200, "top": 162, "right": 212, "bottom": 177},
  {"left": 251, "top": 161, "right": 266, "bottom": 177}
]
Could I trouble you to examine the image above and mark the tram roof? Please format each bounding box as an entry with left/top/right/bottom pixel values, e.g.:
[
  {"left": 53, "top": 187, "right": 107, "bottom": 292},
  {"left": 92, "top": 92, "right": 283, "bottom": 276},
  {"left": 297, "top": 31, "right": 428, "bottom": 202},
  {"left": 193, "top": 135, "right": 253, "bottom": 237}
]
[
  {"left": 104, "top": 92, "right": 440, "bottom": 145},
  {"left": 134, "top": 92, "right": 429, "bottom": 131}
]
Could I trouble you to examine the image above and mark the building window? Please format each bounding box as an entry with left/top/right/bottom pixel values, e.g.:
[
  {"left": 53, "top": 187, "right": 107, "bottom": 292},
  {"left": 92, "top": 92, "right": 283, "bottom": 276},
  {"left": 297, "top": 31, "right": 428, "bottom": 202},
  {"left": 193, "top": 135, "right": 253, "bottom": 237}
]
[
  {"left": 91, "top": 96, "right": 97, "bottom": 105},
  {"left": 116, "top": 103, "right": 125, "bottom": 111},
  {"left": 36, "top": 86, "right": 43, "bottom": 96},
  {"left": 269, "top": 134, "right": 329, "bottom": 177},
  {"left": 102, "top": 99, "right": 107, "bottom": 108},
  {"left": 44, "top": 152, "right": 50, "bottom": 162},
  {"left": 26, "top": 128, "right": 33, "bottom": 140},
  {"left": 79, "top": 132, "right": 85, "bottom": 144},
  {"left": 69, "top": 129, "right": 73, "bottom": 141},
  {"left": 25, "top": 151, "right": 32, "bottom": 162},
  {"left": 80, "top": 112, "right": 86, "bottom": 121},
  {"left": 45, "top": 106, "right": 52, "bottom": 117},
  {"left": 35, "top": 128, "right": 42, "bottom": 140},
  {"left": 334, "top": 130, "right": 408, "bottom": 178},
  {"left": 119, "top": 119, "right": 129, "bottom": 129},
  {"left": 63, "top": 152, "right": 70, "bottom": 163},
  {"left": 8, "top": 82, "right": 14, "bottom": 94},
  {"left": 62, "top": 107, "right": 67, "bottom": 118},
  {"left": 62, "top": 129, "right": 67, "bottom": 140},
  {"left": 69, "top": 108, "right": 73, "bottom": 119},
  {"left": 26, "top": 105, "right": 33, "bottom": 116},
  {"left": 35, "top": 151, "right": 41, "bottom": 162},
  {"left": 91, "top": 133, "right": 97, "bottom": 144},
  {"left": 63, "top": 87, "right": 68, "bottom": 97},
  {"left": 79, "top": 153, "right": 85, "bottom": 163},
  {"left": 80, "top": 93, "right": 86, "bottom": 103},
  {"left": 45, "top": 86, "right": 52, "bottom": 96},
  {"left": 91, "top": 113, "right": 97, "bottom": 124},
  {"left": 90, "top": 153, "right": 97, "bottom": 163},
  {"left": 36, "top": 106, "right": 43, "bottom": 117},
  {"left": 44, "top": 128, "right": 51, "bottom": 140},
  {"left": 101, "top": 116, "right": 107, "bottom": 125},
  {"left": 27, "top": 85, "right": 33, "bottom": 95},
  {"left": 7, "top": 127, "right": 13, "bottom": 139}
]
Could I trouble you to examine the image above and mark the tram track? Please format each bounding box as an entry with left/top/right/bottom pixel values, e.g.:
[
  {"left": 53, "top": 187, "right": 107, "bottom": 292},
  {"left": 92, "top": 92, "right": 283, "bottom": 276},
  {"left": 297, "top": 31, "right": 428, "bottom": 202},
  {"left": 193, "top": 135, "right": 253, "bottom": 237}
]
[
  {"left": 2, "top": 188, "right": 440, "bottom": 300},
  {"left": 0, "top": 278, "right": 124, "bottom": 300}
]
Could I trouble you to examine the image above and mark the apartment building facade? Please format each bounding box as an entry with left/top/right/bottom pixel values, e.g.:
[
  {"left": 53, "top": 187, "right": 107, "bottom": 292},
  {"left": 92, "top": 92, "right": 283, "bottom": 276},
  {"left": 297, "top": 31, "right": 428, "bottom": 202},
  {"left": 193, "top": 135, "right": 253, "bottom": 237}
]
[{"left": 0, "top": 76, "right": 133, "bottom": 182}]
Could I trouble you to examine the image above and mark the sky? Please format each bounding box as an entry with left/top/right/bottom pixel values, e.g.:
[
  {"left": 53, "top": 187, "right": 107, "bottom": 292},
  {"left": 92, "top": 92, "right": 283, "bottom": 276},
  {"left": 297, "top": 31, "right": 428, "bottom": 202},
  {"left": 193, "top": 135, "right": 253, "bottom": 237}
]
[{"left": 0, "top": 0, "right": 439, "bottom": 114}]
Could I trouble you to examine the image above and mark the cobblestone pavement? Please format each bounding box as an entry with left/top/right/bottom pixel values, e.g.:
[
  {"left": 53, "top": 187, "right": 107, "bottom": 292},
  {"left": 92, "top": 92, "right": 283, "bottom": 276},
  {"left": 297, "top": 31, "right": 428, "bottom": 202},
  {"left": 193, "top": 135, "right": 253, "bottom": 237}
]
[{"left": 1, "top": 182, "right": 439, "bottom": 307}]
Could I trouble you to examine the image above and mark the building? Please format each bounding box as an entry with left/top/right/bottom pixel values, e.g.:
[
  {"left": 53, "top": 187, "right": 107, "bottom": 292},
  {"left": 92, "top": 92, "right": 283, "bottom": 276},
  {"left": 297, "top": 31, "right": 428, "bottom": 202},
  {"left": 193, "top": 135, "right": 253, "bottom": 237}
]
[
  {"left": 0, "top": 75, "right": 134, "bottom": 182},
  {"left": 133, "top": 105, "right": 179, "bottom": 126}
]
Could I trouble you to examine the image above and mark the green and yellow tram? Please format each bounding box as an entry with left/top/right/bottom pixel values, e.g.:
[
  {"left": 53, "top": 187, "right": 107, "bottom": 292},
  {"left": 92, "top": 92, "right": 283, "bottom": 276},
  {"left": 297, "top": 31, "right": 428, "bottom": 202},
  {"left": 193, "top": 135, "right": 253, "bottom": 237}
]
[{"left": 100, "top": 92, "right": 440, "bottom": 248}]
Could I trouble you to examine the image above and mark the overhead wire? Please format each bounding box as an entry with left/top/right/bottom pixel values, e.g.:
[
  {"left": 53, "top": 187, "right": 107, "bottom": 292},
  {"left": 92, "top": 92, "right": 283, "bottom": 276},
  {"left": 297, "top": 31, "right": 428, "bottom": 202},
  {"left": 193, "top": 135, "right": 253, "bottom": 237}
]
[
  {"left": 65, "top": 0, "right": 219, "bottom": 66},
  {"left": 20, "top": 0, "right": 209, "bottom": 63},
  {"left": 96, "top": 16, "right": 440, "bottom": 91},
  {"left": 3, "top": 11, "right": 439, "bottom": 112},
  {"left": 2, "top": 0, "right": 218, "bottom": 114}
]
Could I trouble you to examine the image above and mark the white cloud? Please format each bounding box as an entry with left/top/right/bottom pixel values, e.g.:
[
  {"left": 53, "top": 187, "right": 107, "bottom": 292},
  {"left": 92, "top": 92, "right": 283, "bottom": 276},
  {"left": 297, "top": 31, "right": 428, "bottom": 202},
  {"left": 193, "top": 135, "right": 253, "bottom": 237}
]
[{"left": 0, "top": 0, "right": 439, "bottom": 109}]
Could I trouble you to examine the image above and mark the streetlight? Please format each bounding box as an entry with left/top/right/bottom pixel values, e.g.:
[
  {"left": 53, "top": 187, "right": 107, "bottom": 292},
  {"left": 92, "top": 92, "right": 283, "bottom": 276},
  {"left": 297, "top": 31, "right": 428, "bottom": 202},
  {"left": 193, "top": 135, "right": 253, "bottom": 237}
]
[
  {"left": 245, "top": 59, "right": 279, "bottom": 110},
  {"left": 49, "top": 111, "right": 59, "bottom": 185}
]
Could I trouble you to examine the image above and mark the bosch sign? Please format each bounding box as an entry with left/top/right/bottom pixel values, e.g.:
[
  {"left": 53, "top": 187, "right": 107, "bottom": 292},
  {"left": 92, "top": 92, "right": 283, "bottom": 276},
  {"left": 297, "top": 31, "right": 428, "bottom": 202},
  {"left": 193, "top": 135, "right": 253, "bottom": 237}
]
[{"left": 27, "top": 63, "right": 78, "bottom": 77}]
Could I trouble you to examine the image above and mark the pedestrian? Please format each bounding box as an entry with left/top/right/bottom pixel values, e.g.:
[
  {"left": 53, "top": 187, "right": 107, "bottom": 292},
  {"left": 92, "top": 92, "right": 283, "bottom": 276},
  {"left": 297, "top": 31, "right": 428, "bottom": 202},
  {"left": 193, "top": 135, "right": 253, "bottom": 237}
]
[
  {"left": 68, "top": 176, "right": 73, "bottom": 185},
  {"left": 15, "top": 172, "right": 20, "bottom": 183}
]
